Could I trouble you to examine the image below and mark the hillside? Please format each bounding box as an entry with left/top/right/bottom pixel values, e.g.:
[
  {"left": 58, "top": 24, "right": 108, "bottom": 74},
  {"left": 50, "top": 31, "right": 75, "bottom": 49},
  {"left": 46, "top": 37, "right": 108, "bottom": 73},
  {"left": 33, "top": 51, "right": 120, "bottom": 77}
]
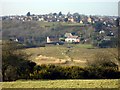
[
  {"left": 23, "top": 44, "right": 118, "bottom": 66},
  {"left": 2, "top": 20, "right": 88, "bottom": 46},
  {"left": 2, "top": 20, "right": 117, "bottom": 48}
]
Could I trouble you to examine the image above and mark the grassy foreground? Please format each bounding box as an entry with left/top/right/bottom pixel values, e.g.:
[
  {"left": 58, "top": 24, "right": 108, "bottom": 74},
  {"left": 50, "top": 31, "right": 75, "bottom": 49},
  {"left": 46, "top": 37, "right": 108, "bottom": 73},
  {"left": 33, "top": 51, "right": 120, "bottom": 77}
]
[{"left": 1, "top": 79, "right": 119, "bottom": 88}]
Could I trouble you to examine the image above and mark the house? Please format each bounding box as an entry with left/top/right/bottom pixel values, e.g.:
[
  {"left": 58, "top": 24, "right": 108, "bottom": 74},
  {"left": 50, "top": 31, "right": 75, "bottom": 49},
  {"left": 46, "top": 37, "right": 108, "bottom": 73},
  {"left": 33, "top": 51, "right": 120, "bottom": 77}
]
[
  {"left": 80, "top": 20, "right": 83, "bottom": 24},
  {"left": 68, "top": 17, "right": 74, "bottom": 22},
  {"left": 64, "top": 33, "right": 80, "bottom": 43},
  {"left": 64, "top": 33, "right": 73, "bottom": 38},
  {"left": 47, "top": 36, "right": 59, "bottom": 43},
  {"left": 99, "top": 30, "right": 105, "bottom": 34},
  {"left": 65, "top": 36, "right": 80, "bottom": 43},
  {"left": 47, "top": 36, "right": 64, "bottom": 45},
  {"left": 87, "top": 17, "right": 92, "bottom": 23},
  {"left": 9, "top": 37, "right": 19, "bottom": 42}
]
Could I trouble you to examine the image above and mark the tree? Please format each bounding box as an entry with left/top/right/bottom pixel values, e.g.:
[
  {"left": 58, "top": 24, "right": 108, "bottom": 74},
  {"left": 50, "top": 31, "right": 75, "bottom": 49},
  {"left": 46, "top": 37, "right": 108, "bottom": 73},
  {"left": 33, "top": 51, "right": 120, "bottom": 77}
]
[
  {"left": 2, "top": 40, "right": 36, "bottom": 81},
  {"left": 87, "top": 52, "right": 118, "bottom": 70},
  {"left": 27, "top": 12, "right": 30, "bottom": 16},
  {"left": 64, "top": 18, "right": 68, "bottom": 22},
  {"left": 116, "top": 17, "right": 120, "bottom": 27},
  {"left": 67, "top": 12, "right": 71, "bottom": 17},
  {"left": 58, "top": 12, "right": 62, "bottom": 16},
  {"left": 73, "top": 12, "right": 79, "bottom": 17},
  {"left": 94, "top": 21, "right": 103, "bottom": 32},
  {"left": 77, "top": 15, "right": 81, "bottom": 22},
  {"left": 53, "top": 13, "right": 57, "bottom": 16}
]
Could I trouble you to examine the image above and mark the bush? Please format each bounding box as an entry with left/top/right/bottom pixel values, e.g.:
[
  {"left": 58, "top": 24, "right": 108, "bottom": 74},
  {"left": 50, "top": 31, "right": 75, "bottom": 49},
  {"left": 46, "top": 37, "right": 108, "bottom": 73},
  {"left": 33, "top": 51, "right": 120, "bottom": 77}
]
[
  {"left": 87, "top": 52, "right": 118, "bottom": 70},
  {"left": 2, "top": 41, "right": 36, "bottom": 81},
  {"left": 85, "top": 67, "right": 120, "bottom": 79},
  {"left": 30, "top": 64, "right": 120, "bottom": 79},
  {"left": 3, "top": 65, "right": 18, "bottom": 81}
]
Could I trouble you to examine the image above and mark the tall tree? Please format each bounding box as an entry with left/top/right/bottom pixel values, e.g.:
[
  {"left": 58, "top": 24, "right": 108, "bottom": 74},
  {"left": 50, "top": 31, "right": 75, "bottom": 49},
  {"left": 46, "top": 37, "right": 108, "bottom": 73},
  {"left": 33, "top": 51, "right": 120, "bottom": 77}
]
[
  {"left": 27, "top": 12, "right": 31, "bottom": 16},
  {"left": 58, "top": 12, "right": 62, "bottom": 16}
]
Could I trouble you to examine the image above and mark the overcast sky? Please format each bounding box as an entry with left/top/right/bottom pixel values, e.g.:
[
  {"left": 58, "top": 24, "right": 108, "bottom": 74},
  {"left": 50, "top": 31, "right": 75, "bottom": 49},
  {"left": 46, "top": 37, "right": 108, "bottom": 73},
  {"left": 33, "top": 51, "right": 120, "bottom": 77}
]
[{"left": 1, "top": 0, "right": 119, "bottom": 16}]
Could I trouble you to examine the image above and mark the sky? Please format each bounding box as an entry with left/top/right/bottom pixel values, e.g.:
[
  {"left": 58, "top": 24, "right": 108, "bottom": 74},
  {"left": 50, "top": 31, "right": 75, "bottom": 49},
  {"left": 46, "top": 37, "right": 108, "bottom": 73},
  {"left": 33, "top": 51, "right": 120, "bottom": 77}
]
[{"left": 1, "top": 0, "right": 119, "bottom": 16}]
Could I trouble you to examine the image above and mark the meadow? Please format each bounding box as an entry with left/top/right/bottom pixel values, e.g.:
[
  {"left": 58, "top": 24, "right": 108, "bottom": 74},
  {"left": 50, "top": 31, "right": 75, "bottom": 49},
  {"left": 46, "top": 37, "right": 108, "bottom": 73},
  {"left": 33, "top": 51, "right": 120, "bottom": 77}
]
[{"left": 23, "top": 44, "right": 117, "bottom": 66}]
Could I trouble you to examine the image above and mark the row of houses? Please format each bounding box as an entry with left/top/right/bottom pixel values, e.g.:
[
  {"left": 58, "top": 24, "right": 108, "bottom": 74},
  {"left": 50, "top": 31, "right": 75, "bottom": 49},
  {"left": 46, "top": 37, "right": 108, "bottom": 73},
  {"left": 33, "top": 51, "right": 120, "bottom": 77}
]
[{"left": 2, "top": 12, "right": 117, "bottom": 27}]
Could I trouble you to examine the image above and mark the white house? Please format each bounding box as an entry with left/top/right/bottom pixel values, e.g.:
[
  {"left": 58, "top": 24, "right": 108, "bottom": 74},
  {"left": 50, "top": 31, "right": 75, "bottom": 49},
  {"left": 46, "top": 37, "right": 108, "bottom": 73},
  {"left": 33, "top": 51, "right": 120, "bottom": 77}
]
[
  {"left": 64, "top": 33, "right": 80, "bottom": 43},
  {"left": 65, "top": 36, "right": 80, "bottom": 43}
]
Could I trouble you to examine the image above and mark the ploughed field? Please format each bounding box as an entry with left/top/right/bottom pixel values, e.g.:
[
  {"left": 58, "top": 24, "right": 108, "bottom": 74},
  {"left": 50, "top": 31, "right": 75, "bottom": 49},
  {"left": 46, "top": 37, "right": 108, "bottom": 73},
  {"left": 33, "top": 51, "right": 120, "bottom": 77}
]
[{"left": 23, "top": 44, "right": 117, "bottom": 66}]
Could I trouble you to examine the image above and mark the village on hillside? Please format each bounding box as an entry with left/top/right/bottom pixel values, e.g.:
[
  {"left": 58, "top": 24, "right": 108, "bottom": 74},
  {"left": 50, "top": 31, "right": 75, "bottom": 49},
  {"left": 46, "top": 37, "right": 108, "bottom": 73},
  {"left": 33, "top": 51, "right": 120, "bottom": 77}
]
[
  {"left": 2, "top": 12, "right": 119, "bottom": 48},
  {"left": 2, "top": 12, "right": 117, "bottom": 26},
  {"left": 1, "top": 0, "right": 120, "bottom": 88}
]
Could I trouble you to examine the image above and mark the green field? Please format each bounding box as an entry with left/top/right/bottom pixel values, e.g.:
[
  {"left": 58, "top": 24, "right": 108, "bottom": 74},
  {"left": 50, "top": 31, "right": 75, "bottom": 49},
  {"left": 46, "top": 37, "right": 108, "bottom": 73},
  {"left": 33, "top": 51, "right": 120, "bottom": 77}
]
[
  {"left": 1, "top": 79, "right": 119, "bottom": 88},
  {"left": 23, "top": 44, "right": 117, "bottom": 66}
]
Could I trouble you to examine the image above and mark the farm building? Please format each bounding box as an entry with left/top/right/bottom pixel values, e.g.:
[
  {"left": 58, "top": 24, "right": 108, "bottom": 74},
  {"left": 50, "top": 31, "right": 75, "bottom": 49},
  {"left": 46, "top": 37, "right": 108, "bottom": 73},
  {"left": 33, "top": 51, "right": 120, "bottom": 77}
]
[
  {"left": 47, "top": 36, "right": 64, "bottom": 45},
  {"left": 47, "top": 36, "right": 59, "bottom": 43}
]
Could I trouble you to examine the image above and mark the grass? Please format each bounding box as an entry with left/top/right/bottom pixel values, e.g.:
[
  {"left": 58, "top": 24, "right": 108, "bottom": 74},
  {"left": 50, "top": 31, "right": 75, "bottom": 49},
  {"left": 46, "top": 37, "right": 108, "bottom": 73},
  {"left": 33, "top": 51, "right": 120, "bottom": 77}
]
[
  {"left": 74, "top": 44, "right": 94, "bottom": 48},
  {"left": 24, "top": 44, "right": 94, "bottom": 59},
  {"left": 23, "top": 44, "right": 117, "bottom": 66},
  {"left": 1, "top": 79, "right": 119, "bottom": 88}
]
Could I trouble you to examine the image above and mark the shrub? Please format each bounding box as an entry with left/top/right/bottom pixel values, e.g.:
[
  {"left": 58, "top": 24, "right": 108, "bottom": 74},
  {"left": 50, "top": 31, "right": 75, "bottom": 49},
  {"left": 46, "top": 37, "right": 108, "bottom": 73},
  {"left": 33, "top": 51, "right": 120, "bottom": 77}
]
[
  {"left": 30, "top": 64, "right": 120, "bottom": 79},
  {"left": 2, "top": 41, "right": 36, "bottom": 81},
  {"left": 85, "top": 66, "right": 120, "bottom": 79},
  {"left": 87, "top": 52, "right": 118, "bottom": 70}
]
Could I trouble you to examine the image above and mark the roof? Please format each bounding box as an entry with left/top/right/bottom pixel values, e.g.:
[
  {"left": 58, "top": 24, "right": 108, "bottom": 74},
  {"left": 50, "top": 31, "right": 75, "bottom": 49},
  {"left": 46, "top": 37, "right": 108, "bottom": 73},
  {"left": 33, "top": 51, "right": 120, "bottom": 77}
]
[
  {"left": 67, "top": 36, "right": 78, "bottom": 39},
  {"left": 65, "top": 33, "right": 73, "bottom": 37}
]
